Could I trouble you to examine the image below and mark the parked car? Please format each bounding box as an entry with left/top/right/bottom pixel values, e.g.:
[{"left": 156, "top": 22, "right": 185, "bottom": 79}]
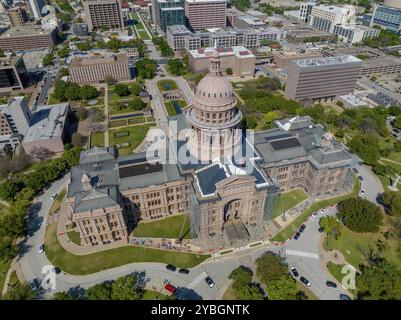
[
  {"left": 38, "top": 244, "right": 44, "bottom": 253},
  {"left": 339, "top": 294, "right": 352, "bottom": 300},
  {"left": 29, "top": 279, "right": 39, "bottom": 291},
  {"left": 53, "top": 267, "right": 61, "bottom": 274},
  {"left": 51, "top": 193, "right": 58, "bottom": 201},
  {"left": 300, "top": 276, "right": 311, "bottom": 287},
  {"left": 205, "top": 276, "right": 214, "bottom": 288},
  {"left": 320, "top": 208, "right": 327, "bottom": 214},
  {"left": 165, "top": 264, "right": 177, "bottom": 272},
  {"left": 359, "top": 189, "right": 366, "bottom": 196},
  {"left": 312, "top": 212, "right": 319, "bottom": 218},
  {"left": 358, "top": 176, "right": 364, "bottom": 181},
  {"left": 179, "top": 268, "right": 190, "bottom": 275},
  {"left": 293, "top": 232, "right": 301, "bottom": 240},
  {"left": 299, "top": 224, "right": 306, "bottom": 233},
  {"left": 318, "top": 226, "right": 324, "bottom": 233},
  {"left": 326, "top": 281, "right": 337, "bottom": 288},
  {"left": 164, "top": 284, "right": 177, "bottom": 294},
  {"left": 290, "top": 266, "right": 299, "bottom": 277}
]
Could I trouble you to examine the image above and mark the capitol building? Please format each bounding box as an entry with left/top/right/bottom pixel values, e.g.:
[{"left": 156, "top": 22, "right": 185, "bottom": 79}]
[{"left": 66, "top": 51, "right": 358, "bottom": 248}]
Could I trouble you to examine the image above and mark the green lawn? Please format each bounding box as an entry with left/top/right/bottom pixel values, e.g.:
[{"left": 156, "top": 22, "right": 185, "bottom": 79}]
[
  {"left": 296, "top": 282, "right": 318, "bottom": 300},
  {"left": 157, "top": 79, "right": 178, "bottom": 92},
  {"left": 109, "top": 124, "right": 153, "bottom": 156},
  {"left": 142, "top": 290, "right": 175, "bottom": 300},
  {"left": 49, "top": 188, "right": 66, "bottom": 215},
  {"left": 272, "top": 189, "right": 308, "bottom": 219},
  {"left": 90, "top": 132, "right": 105, "bottom": 147},
  {"left": 272, "top": 178, "right": 361, "bottom": 242},
  {"left": 132, "top": 214, "right": 193, "bottom": 239},
  {"left": 0, "top": 203, "right": 8, "bottom": 216},
  {"left": 380, "top": 158, "right": 401, "bottom": 174},
  {"left": 44, "top": 223, "right": 209, "bottom": 275},
  {"left": 67, "top": 230, "right": 81, "bottom": 246},
  {"left": 326, "top": 262, "right": 346, "bottom": 284},
  {"left": 0, "top": 258, "right": 12, "bottom": 297}
]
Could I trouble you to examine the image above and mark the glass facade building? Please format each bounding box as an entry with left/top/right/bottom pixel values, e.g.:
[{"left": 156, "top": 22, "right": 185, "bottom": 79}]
[
  {"left": 153, "top": 0, "right": 185, "bottom": 33},
  {"left": 371, "top": 5, "right": 401, "bottom": 34}
]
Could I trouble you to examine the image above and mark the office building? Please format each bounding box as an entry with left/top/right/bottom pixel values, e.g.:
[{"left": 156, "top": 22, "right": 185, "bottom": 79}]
[
  {"left": 0, "top": 55, "right": 30, "bottom": 93},
  {"left": 151, "top": 0, "right": 184, "bottom": 33},
  {"left": 285, "top": 25, "right": 336, "bottom": 43},
  {"left": 309, "top": 4, "right": 355, "bottom": 33},
  {"left": 0, "top": 26, "right": 57, "bottom": 51},
  {"left": 284, "top": 55, "right": 362, "bottom": 104},
  {"left": 166, "top": 24, "right": 201, "bottom": 52},
  {"left": 235, "top": 15, "right": 265, "bottom": 29},
  {"left": 370, "top": 4, "right": 401, "bottom": 34},
  {"left": 188, "top": 46, "right": 255, "bottom": 76},
  {"left": 272, "top": 49, "right": 321, "bottom": 68},
  {"left": 28, "top": 0, "right": 45, "bottom": 20},
  {"left": 72, "top": 22, "right": 89, "bottom": 36},
  {"left": 8, "top": 7, "right": 28, "bottom": 26},
  {"left": 184, "top": 0, "right": 227, "bottom": 31},
  {"left": 333, "top": 24, "right": 380, "bottom": 44},
  {"left": 360, "top": 55, "right": 401, "bottom": 77},
  {"left": 22, "top": 103, "right": 70, "bottom": 156},
  {"left": 69, "top": 54, "right": 131, "bottom": 84},
  {"left": 83, "top": 0, "right": 124, "bottom": 31},
  {"left": 299, "top": 1, "right": 316, "bottom": 23}
]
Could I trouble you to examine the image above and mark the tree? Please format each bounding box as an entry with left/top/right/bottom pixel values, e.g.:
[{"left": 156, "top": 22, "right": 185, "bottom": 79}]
[
  {"left": 136, "top": 59, "right": 156, "bottom": 79},
  {"left": 104, "top": 75, "right": 116, "bottom": 85},
  {"left": 357, "top": 259, "right": 401, "bottom": 300},
  {"left": 110, "top": 274, "right": 143, "bottom": 300},
  {"left": 79, "top": 84, "right": 98, "bottom": 100},
  {"left": 256, "top": 252, "right": 288, "bottom": 284},
  {"left": 57, "top": 46, "right": 69, "bottom": 58},
  {"left": 337, "top": 198, "right": 383, "bottom": 233},
  {"left": 266, "top": 275, "right": 298, "bottom": 300},
  {"left": 167, "top": 59, "right": 185, "bottom": 76},
  {"left": 0, "top": 236, "right": 18, "bottom": 260},
  {"left": 348, "top": 134, "right": 381, "bottom": 166},
  {"left": 64, "top": 83, "right": 81, "bottom": 101},
  {"left": 129, "top": 83, "right": 142, "bottom": 96},
  {"left": 30, "top": 147, "right": 55, "bottom": 162},
  {"left": 42, "top": 53, "right": 54, "bottom": 66},
  {"left": 2, "top": 283, "right": 37, "bottom": 300},
  {"left": 225, "top": 68, "right": 233, "bottom": 75},
  {"left": 320, "top": 216, "right": 342, "bottom": 245},
  {"left": 76, "top": 41, "right": 92, "bottom": 51},
  {"left": 52, "top": 292, "right": 78, "bottom": 300},
  {"left": 0, "top": 180, "right": 22, "bottom": 201},
  {"left": 228, "top": 266, "right": 264, "bottom": 300},
  {"left": 86, "top": 283, "right": 112, "bottom": 300},
  {"left": 128, "top": 97, "right": 145, "bottom": 110},
  {"left": 0, "top": 48, "right": 5, "bottom": 57},
  {"left": 382, "top": 191, "right": 401, "bottom": 216},
  {"left": 114, "top": 84, "right": 130, "bottom": 97}
]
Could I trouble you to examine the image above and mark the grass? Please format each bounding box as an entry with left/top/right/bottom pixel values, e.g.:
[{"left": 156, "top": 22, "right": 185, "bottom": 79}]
[
  {"left": 0, "top": 203, "right": 8, "bottom": 216},
  {"left": 157, "top": 79, "right": 178, "bottom": 92},
  {"left": 49, "top": 188, "right": 66, "bottom": 215},
  {"left": 0, "top": 258, "right": 12, "bottom": 297},
  {"left": 67, "top": 230, "right": 81, "bottom": 246},
  {"left": 272, "top": 188, "right": 308, "bottom": 219},
  {"left": 90, "top": 132, "right": 105, "bottom": 147},
  {"left": 222, "top": 282, "right": 237, "bottom": 300},
  {"left": 380, "top": 158, "right": 401, "bottom": 174},
  {"left": 8, "top": 270, "right": 19, "bottom": 288},
  {"left": 109, "top": 124, "right": 153, "bottom": 156},
  {"left": 132, "top": 214, "right": 193, "bottom": 239},
  {"left": 326, "top": 262, "right": 346, "bottom": 284},
  {"left": 44, "top": 223, "right": 209, "bottom": 275},
  {"left": 296, "top": 282, "right": 318, "bottom": 300},
  {"left": 109, "top": 103, "right": 146, "bottom": 116},
  {"left": 272, "top": 178, "right": 361, "bottom": 242}
]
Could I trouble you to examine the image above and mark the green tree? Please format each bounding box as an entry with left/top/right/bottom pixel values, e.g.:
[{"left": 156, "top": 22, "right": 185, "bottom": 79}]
[
  {"left": 77, "top": 41, "right": 92, "bottom": 51},
  {"left": 64, "top": 83, "right": 81, "bottom": 100},
  {"left": 256, "top": 252, "right": 288, "bottom": 284},
  {"left": 136, "top": 59, "right": 156, "bottom": 79},
  {"left": 52, "top": 292, "right": 78, "bottom": 300},
  {"left": 0, "top": 180, "right": 22, "bottom": 201},
  {"left": 110, "top": 274, "right": 142, "bottom": 300},
  {"left": 337, "top": 198, "right": 383, "bottom": 233},
  {"left": 129, "top": 83, "right": 142, "bottom": 96},
  {"left": 86, "top": 283, "right": 112, "bottom": 300},
  {"left": 228, "top": 266, "right": 264, "bottom": 300},
  {"left": 79, "top": 84, "right": 98, "bottom": 100},
  {"left": 382, "top": 191, "right": 401, "bottom": 216},
  {"left": 0, "top": 48, "right": 5, "bottom": 57},
  {"left": 42, "top": 53, "right": 54, "bottom": 66},
  {"left": 266, "top": 275, "right": 298, "bottom": 300},
  {"left": 57, "top": 46, "right": 69, "bottom": 58},
  {"left": 167, "top": 59, "right": 185, "bottom": 76},
  {"left": 225, "top": 68, "right": 233, "bottom": 75},
  {"left": 114, "top": 84, "right": 130, "bottom": 96},
  {"left": 128, "top": 97, "right": 145, "bottom": 110},
  {"left": 348, "top": 134, "right": 381, "bottom": 165},
  {"left": 320, "top": 216, "right": 342, "bottom": 246},
  {"left": 357, "top": 259, "right": 401, "bottom": 300},
  {"left": 2, "top": 283, "right": 37, "bottom": 300}
]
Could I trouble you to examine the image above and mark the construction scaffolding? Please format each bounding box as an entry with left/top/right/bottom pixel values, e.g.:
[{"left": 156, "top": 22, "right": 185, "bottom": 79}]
[
  {"left": 263, "top": 183, "right": 281, "bottom": 221},
  {"left": 188, "top": 184, "right": 200, "bottom": 239}
]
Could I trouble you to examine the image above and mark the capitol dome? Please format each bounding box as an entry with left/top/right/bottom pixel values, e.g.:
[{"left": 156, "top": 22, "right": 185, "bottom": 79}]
[{"left": 185, "top": 51, "right": 242, "bottom": 161}]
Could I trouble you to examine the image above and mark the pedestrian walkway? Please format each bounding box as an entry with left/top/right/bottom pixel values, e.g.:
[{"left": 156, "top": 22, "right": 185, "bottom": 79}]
[
  {"left": 285, "top": 249, "right": 319, "bottom": 259},
  {"left": 187, "top": 271, "right": 207, "bottom": 289}
]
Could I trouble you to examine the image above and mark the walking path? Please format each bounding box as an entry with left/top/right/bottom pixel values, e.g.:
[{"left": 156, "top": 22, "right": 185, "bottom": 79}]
[
  {"left": 96, "top": 84, "right": 109, "bottom": 147},
  {"left": 1, "top": 257, "right": 16, "bottom": 296}
]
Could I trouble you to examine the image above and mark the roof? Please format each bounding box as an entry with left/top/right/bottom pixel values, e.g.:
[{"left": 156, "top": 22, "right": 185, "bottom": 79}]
[
  {"left": 23, "top": 103, "right": 69, "bottom": 143},
  {"left": 294, "top": 54, "right": 362, "bottom": 68},
  {"left": 195, "top": 163, "right": 228, "bottom": 196},
  {"left": 0, "top": 26, "right": 55, "bottom": 38}
]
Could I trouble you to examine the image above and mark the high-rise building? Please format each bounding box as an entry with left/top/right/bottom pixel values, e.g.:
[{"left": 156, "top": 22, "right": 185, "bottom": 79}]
[
  {"left": 151, "top": 0, "right": 184, "bottom": 33},
  {"left": 83, "top": 0, "right": 124, "bottom": 31},
  {"left": 69, "top": 54, "right": 131, "bottom": 84},
  {"left": 309, "top": 4, "right": 355, "bottom": 33},
  {"left": 184, "top": 0, "right": 227, "bottom": 31},
  {"left": 0, "top": 26, "right": 57, "bottom": 51},
  {"left": 8, "top": 7, "right": 29, "bottom": 26},
  {"left": 333, "top": 24, "right": 380, "bottom": 45},
  {"left": 299, "top": 1, "right": 316, "bottom": 23},
  {"left": 27, "top": 0, "right": 45, "bottom": 20},
  {"left": 0, "top": 55, "right": 30, "bottom": 93},
  {"left": 284, "top": 55, "right": 362, "bottom": 104},
  {"left": 371, "top": 4, "right": 401, "bottom": 34}
]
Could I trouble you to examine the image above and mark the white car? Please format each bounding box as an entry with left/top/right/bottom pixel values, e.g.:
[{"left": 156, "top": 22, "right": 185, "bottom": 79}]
[
  {"left": 38, "top": 244, "right": 44, "bottom": 253},
  {"left": 312, "top": 212, "right": 319, "bottom": 218},
  {"left": 320, "top": 208, "right": 327, "bottom": 214},
  {"left": 359, "top": 189, "right": 366, "bottom": 197},
  {"left": 51, "top": 193, "right": 58, "bottom": 201}
]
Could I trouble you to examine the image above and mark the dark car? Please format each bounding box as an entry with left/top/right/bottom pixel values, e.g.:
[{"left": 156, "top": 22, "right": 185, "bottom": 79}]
[
  {"left": 53, "top": 267, "right": 62, "bottom": 274},
  {"left": 166, "top": 264, "right": 177, "bottom": 272},
  {"left": 300, "top": 276, "right": 311, "bottom": 287},
  {"left": 326, "top": 281, "right": 337, "bottom": 288},
  {"left": 358, "top": 176, "right": 364, "bottom": 181},
  {"left": 164, "top": 284, "right": 177, "bottom": 294},
  {"left": 294, "top": 232, "right": 301, "bottom": 240},
  {"left": 290, "top": 266, "right": 299, "bottom": 277},
  {"left": 299, "top": 224, "right": 306, "bottom": 233},
  {"left": 179, "top": 268, "right": 190, "bottom": 274},
  {"left": 339, "top": 294, "right": 352, "bottom": 300},
  {"left": 318, "top": 226, "right": 324, "bottom": 233},
  {"left": 205, "top": 276, "right": 214, "bottom": 288}
]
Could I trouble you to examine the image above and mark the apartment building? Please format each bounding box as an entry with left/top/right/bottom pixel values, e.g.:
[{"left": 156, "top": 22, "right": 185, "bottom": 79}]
[
  {"left": 0, "top": 26, "right": 57, "bottom": 51},
  {"left": 284, "top": 55, "right": 362, "bottom": 104},
  {"left": 69, "top": 54, "right": 131, "bottom": 84},
  {"left": 151, "top": 0, "right": 184, "bottom": 33},
  {"left": 83, "top": 0, "right": 124, "bottom": 31},
  {"left": 184, "top": 0, "right": 227, "bottom": 31},
  {"left": 309, "top": 4, "right": 355, "bottom": 33}
]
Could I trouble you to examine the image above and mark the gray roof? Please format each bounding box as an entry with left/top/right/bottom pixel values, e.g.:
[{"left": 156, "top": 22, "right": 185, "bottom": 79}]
[{"left": 74, "top": 186, "right": 119, "bottom": 213}]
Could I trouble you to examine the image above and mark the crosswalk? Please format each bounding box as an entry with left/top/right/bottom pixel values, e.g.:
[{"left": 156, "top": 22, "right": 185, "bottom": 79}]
[
  {"left": 285, "top": 249, "right": 319, "bottom": 259},
  {"left": 187, "top": 272, "right": 208, "bottom": 289}
]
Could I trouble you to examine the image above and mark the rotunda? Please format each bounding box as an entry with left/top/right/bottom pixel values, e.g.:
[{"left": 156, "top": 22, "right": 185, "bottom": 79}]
[{"left": 186, "top": 51, "right": 242, "bottom": 161}]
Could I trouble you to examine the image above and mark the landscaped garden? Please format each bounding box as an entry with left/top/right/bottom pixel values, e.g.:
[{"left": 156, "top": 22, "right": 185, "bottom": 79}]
[
  {"left": 272, "top": 189, "right": 308, "bottom": 219},
  {"left": 157, "top": 79, "right": 178, "bottom": 92},
  {"left": 109, "top": 124, "right": 153, "bottom": 155},
  {"left": 90, "top": 132, "right": 105, "bottom": 148},
  {"left": 132, "top": 214, "right": 193, "bottom": 239},
  {"left": 133, "top": 13, "right": 150, "bottom": 40},
  {"left": 44, "top": 223, "right": 209, "bottom": 275},
  {"left": 165, "top": 100, "right": 186, "bottom": 116}
]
